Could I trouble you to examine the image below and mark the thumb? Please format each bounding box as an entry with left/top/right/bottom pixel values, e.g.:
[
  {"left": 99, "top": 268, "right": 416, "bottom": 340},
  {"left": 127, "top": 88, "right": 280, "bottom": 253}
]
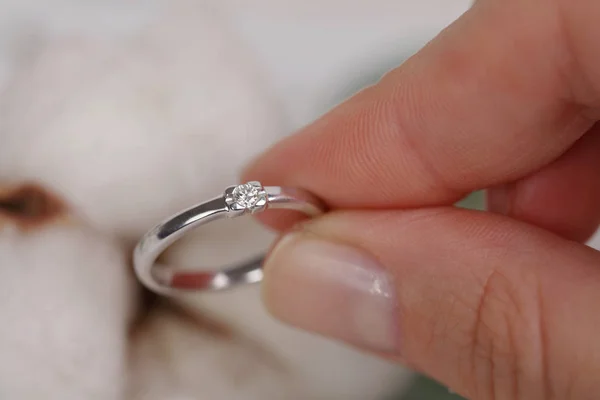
[{"left": 261, "top": 208, "right": 600, "bottom": 399}]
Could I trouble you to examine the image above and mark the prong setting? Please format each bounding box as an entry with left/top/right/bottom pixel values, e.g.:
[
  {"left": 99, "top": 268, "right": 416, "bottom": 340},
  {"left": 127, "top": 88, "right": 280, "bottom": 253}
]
[{"left": 225, "top": 181, "right": 268, "bottom": 215}]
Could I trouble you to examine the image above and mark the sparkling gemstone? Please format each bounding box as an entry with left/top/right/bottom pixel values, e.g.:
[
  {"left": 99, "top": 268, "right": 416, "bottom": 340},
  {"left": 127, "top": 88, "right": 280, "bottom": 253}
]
[{"left": 232, "top": 183, "right": 262, "bottom": 209}]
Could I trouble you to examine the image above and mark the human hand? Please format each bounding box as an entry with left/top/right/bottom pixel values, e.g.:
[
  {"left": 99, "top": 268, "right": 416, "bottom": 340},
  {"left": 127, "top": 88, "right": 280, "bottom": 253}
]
[{"left": 241, "top": 0, "right": 600, "bottom": 398}]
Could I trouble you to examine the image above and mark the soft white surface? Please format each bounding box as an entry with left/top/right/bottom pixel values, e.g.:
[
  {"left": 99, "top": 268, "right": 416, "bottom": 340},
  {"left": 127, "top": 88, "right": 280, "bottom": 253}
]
[
  {"left": 0, "top": 222, "right": 133, "bottom": 400},
  {"left": 0, "top": 0, "right": 474, "bottom": 399},
  {"left": 220, "top": 0, "right": 472, "bottom": 128},
  {"left": 128, "top": 303, "right": 308, "bottom": 400}
]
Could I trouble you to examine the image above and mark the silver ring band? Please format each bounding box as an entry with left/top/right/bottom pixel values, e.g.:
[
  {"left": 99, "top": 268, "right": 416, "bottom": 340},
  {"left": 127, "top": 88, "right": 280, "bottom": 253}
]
[{"left": 133, "top": 181, "right": 325, "bottom": 295}]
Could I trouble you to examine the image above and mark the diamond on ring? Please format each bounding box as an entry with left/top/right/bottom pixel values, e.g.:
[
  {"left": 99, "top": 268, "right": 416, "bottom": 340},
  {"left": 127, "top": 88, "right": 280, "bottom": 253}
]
[{"left": 225, "top": 181, "right": 268, "bottom": 213}]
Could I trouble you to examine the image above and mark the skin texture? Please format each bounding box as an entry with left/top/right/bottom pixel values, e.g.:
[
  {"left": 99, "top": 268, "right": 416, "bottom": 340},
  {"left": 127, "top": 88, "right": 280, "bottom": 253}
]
[{"left": 241, "top": 0, "right": 600, "bottom": 399}]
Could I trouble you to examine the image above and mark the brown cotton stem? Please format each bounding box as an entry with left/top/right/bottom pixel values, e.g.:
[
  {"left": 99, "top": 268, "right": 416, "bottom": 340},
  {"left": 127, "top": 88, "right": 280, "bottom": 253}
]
[{"left": 0, "top": 183, "right": 67, "bottom": 230}]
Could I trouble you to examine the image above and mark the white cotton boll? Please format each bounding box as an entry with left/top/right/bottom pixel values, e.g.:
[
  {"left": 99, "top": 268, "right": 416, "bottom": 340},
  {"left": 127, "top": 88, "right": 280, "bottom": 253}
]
[
  {"left": 0, "top": 2, "right": 413, "bottom": 399},
  {"left": 0, "top": 1, "right": 285, "bottom": 241},
  {"left": 128, "top": 304, "right": 309, "bottom": 400},
  {"left": 0, "top": 216, "right": 134, "bottom": 400}
]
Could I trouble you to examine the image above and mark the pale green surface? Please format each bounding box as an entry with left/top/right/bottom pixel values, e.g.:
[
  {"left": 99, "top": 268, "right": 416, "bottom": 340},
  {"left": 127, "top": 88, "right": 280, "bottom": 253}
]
[
  {"left": 398, "top": 376, "right": 466, "bottom": 400},
  {"left": 457, "top": 190, "right": 485, "bottom": 211}
]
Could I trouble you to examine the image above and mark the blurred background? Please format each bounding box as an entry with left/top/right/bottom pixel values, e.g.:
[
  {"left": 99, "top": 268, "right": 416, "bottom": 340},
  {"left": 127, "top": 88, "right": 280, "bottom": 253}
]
[
  {"left": 218, "top": 1, "right": 473, "bottom": 132},
  {"left": 0, "top": 1, "right": 482, "bottom": 399}
]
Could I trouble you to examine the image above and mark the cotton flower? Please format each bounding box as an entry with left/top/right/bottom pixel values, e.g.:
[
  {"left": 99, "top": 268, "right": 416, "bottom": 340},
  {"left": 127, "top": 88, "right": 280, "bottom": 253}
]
[
  {"left": 0, "top": 1, "right": 285, "bottom": 241},
  {"left": 0, "top": 1, "right": 410, "bottom": 399},
  {"left": 0, "top": 184, "right": 133, "bottom": 400}
]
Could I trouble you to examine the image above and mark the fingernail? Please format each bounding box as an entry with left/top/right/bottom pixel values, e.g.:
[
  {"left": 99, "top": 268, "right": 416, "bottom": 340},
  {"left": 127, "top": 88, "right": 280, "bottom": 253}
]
[
  {"left": 263, "top": 233, "right": 399, "bottom": 353},
  {"left": 486, "top": 185, "right": 511, "bottom": 215}
]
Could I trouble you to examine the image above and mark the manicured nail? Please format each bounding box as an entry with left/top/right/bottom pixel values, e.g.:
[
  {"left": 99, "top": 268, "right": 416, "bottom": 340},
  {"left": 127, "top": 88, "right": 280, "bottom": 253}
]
[{"left": 263, "top": 233, "right": 399, "bottom": 353}]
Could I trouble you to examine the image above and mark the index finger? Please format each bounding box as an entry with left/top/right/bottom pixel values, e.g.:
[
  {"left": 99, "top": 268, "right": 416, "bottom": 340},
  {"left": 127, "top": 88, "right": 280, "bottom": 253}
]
[{"left": 242, "top": 1, "right": 596, "bottom": 216}]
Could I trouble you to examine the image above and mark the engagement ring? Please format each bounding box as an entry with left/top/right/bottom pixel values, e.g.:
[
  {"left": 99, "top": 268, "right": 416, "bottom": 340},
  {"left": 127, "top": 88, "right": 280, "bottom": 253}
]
[{"left": 133, "top": 181, "right": 325, "bottom": 295}]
